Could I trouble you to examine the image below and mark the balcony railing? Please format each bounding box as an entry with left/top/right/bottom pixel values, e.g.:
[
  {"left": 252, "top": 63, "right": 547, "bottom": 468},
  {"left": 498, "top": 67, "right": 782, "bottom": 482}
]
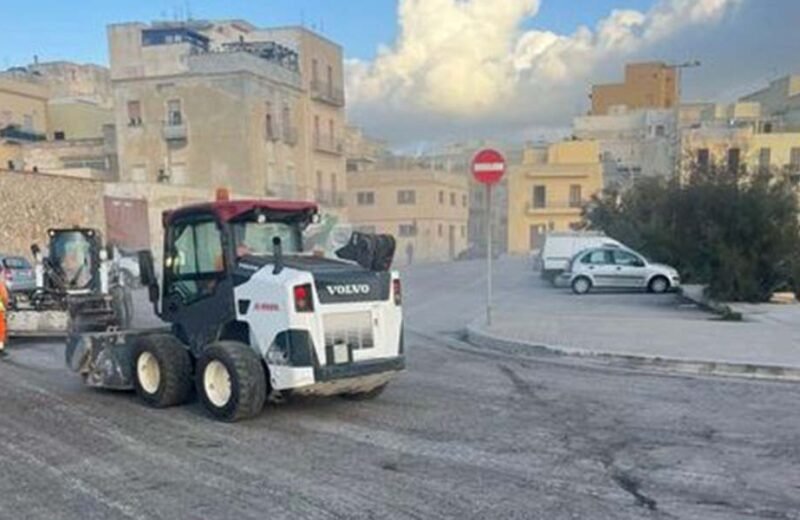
[
  {"left": 310, "top": 80, "right": 345, "bottom": 107},
  {"left": 162, "top": 121, "right": 187, "bottom": 141},
  {"left": 526, "top": 200, "right": 586, "bottom": 213},
  {"left": 314, "top": 134, "right": 344, "bottom": 155}
]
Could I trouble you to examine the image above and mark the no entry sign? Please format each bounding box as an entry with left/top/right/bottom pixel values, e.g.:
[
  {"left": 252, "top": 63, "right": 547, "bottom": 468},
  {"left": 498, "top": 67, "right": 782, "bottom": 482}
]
[{"left": 471, "top": 149, "right": 506, "bottom": 185}]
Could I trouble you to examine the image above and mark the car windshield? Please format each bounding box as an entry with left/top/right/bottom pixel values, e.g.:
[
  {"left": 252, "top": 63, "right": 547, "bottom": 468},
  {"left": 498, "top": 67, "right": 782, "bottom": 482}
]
[
  {"left": 3, "top": 257, "right": 31, "bottom": 269},
  {"left": 232, "top": 219, "right": 303, "bottom": 258}
]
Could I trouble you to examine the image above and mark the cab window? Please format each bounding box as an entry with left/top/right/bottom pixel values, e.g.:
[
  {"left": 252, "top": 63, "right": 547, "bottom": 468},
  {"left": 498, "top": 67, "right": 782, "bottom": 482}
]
[{"left": 166, "top": 218, "right": 224, "bottom": 303}]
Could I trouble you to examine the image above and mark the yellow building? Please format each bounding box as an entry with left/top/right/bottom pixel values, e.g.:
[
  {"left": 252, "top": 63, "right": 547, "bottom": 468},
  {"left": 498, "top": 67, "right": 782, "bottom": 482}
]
[
  {"left": 347, "top": 168, "right": 469, "bottom": 264},
  {"left": 507, "top": 141, "right": 604, "bottom": 254},
  {"left": 591, "top": 62, "right": 678, "bottom": 116}
]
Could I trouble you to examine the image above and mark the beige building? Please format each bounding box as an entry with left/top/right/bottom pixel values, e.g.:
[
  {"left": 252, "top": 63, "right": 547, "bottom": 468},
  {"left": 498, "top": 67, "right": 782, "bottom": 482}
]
[
  {"left": 0, "top": 76, "right": 49, "bottom": 169},
  {"left": 741, "top": 74, "right": 800, "bottom": 131},
  {"left": 507, "top": 141, "right": 604, "bottom": 254},
  {"left": 108, "top": 20, "right": 346, "bottom": 211},
  {"left": 591, "top": 62, "right": 678, "bottom": 116},
  {"left": 347, "top": 168, "right": 469, "bottom": 264}
]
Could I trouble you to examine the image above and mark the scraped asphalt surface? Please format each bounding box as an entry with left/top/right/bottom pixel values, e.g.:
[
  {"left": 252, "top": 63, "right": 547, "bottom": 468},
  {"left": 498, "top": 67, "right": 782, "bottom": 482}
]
[{"left": 1, "top": 258, "right": 799, "bottom": 520}]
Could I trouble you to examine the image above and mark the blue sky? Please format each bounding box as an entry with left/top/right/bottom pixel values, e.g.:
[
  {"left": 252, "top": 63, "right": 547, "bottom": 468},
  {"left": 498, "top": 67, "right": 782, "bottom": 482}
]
[{"left": 1, "top": 0, "right": 657, "bottom": 67}]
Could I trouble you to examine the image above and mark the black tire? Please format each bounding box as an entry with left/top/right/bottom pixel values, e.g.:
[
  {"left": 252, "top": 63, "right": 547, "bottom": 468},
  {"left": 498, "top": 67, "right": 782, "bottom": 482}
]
[
  {"left": 132, "top": 334, "right": 193, "bottom": 408},
  {"left": 195, "top": 341, "right": 267, "bottom": 422},
  {"left": 341, "top": 383, "right": 388, "bottom": 401},
  {"left": 648, "top": 276, "right": 670, "bottom": 294},
  {"left": 571, "top": 276, "right": 592, "bottom": 295}
]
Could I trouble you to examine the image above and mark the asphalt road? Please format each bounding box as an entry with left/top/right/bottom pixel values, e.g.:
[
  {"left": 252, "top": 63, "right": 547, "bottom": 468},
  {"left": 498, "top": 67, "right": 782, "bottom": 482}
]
[{"left": 1, "top": 259, "right": 799, "bottom": 520}]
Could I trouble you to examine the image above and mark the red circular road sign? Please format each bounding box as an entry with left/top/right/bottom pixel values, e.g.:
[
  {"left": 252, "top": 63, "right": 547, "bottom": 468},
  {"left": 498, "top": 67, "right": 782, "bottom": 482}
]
[{"left": 471, "top": 149, "right": 506, "bottom": 185}]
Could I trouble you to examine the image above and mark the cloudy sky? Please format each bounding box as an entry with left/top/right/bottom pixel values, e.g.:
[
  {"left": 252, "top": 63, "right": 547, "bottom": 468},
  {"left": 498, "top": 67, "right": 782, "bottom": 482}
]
[{"left": 4, "top": 0, "right": 799, "bottom": 146}]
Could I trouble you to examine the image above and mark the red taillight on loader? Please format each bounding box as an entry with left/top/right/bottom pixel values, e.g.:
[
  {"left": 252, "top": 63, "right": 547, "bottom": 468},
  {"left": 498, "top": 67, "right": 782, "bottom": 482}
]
[
  {"left": 293, "top": 284, "right": 314, "bottom": 313},
  {"left": 393, "top": 278, "right": 402, "bottom": 306}
]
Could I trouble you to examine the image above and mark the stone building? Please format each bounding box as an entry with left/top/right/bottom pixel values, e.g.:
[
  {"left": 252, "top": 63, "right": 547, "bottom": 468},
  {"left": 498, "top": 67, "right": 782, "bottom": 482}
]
[
  {"left": 507, "top": 141, "right": 604, "bottom": 254},
  {"left": 347, "top": 165, "right": 470, "bottom": 264},
  {"left": 108, "top": 20, "right": 346, "bottom": 212},
  {"left": 591, "top": 62, "right": 678, "bottom": 116}
]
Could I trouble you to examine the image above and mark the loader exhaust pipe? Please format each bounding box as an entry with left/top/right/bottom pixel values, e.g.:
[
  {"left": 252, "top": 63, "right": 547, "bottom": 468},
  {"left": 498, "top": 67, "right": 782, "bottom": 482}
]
[{"left": 272, "top": 237, "right": 284, "bottom": 275}]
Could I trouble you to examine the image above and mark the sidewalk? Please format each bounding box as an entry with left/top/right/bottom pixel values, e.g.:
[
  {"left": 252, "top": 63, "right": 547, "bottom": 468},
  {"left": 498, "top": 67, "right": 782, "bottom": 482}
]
[{"left": 465, "top": 274, "right": 800, "bottom": 381}]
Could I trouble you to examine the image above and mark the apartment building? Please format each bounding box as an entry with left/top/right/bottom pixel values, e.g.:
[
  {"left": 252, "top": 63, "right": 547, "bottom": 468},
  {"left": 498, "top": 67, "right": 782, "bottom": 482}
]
[
  {"left": 591, "top": 62, "right": 678, "bottom": 116},
  {"left": 682, "top": 102, "right": 800, "bottom": 184},
  {"left": 108, "top": 20, "right": 347, "bottom": 210},
  {"left": 507, "top": 141, "right": 604, "bottom": 254},
  {"left": 347, "top": 167, "right": 469, "bottom": 264},
  {"left": 741, "top": 74, "right": 800, "bottom": 131},
  {"left": 574, "top": 106, "right": 676, "bottom": 187}
]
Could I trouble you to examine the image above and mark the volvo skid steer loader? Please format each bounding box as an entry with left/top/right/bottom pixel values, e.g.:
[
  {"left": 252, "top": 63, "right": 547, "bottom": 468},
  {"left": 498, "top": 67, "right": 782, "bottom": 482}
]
[{"left": 66, "top": 197, "right": 404, "bottom": 422}]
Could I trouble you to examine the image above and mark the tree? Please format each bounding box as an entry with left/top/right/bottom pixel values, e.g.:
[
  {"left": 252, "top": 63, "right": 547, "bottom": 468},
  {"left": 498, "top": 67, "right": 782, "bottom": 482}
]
[{"left": 583, "top": 162, "right": 800, "bottom": 302}]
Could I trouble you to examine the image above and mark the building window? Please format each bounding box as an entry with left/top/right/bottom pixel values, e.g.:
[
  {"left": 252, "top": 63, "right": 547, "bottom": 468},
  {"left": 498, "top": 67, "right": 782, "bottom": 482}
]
[
  {"left": 438, "top": 224, "right": 443, "bottom": 237},
  {"left": 328, "top": 119, "right": 335, "bottom": 146},
  {"left": 697, "top": 149, "right": 710, "bottom": 171},
  {"left": 728, "top": 148, "right": 741, "bottom": 174},
  {"left": 312, "top": 58, "right": 319, "bottom": 84},
  {"left": 758, "top": 147, "right": 771, "bottom": 172},
  {"left": 357, "top": 192, "right": 375, "bottom": 205},
  {"left": 461, "top": 225, "right": 465, "bottom": 238},
  {"left": 397, "top": 190, "right": 416, "bottom": 205},
  {"left": 462, "top": 194, "right": 468, "bottom": 207},
  {"left": 790, "top": 148, "right": 800, "bottom": 169},
  {"left": 450, "top": 192, "right": 456, "bottom": 206},
  {"left": 327, "top": 65, "right": 334, "bottom": 96},
  {"left": 281, "top": 104, "right": 291, "bottom": 140},
  {"left": 127, "top": 101, "right": 142, "bottom": 127},
  {"left": 654, "top": 125, "right": 665, "bottom": 137},
  {"left": 265, "top": 102, "right": 275, "bottom": 140},
  {"left": 399, "top": 224, "right": 417, "bottom": 237},
  {"left": 167, "top": 99, "right": 182, "bottom": 125},
  {"left": 314, "top": 115, "right": 320, "bottom": 144},
  {"left": 569, "top": 185, "right": 582, "bottom": 208},
  {"left": 331, "top": 173, "right": 338, "bottom": 201},
  {"left": 316, "top": 170, "right": 323, "bottom": 194},
  {"left": 54, "top": 131, "right": 66, "bottom": 141},
  {"left": 532, "top": 185, "right": 546, "bottom": 209},
  {"left": 438, "top": 191, "right": 444, "bottom": 204},
  {"left": 529, "top": 225, "right": 546, "bottom": 249}
]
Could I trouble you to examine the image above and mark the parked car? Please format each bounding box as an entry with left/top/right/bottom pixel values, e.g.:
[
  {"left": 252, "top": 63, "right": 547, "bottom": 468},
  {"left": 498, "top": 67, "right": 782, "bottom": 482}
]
[
  {"left": 561, "top": 246, "right": 680, "bottom": 295},
  {"left": 0, "top": 254, "right": 36, "bottom": 293},
  {"left": 537, "top": 232, "right": 622, "bottom": 283}
]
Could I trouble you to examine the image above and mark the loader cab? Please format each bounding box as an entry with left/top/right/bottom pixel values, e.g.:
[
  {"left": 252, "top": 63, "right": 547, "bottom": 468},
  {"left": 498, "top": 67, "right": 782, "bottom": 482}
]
[
  {"left": 139, "top": 200, "right": 318, "bottom": 349},
  {"left": 41, "top": 228, "right": 105, "bottom": 293}
]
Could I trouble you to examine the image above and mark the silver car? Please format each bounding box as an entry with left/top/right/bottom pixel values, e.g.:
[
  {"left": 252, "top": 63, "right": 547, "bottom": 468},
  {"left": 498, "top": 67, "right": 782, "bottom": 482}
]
[
  {"left": 0, "top": 255, "right": 36, "bottom": 293},
  {"left": 562, "top": 247, "right": 680, "bottom": 295}
]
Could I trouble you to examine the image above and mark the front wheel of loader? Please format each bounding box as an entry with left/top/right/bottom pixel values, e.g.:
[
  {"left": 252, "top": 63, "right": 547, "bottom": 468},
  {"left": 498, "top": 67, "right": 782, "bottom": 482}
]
[
  {"left": 132, "top": 335, "right": 193, "bottom": 408},
  {"left": 196, "top": 341, "right": 267, "bottom": 423}
]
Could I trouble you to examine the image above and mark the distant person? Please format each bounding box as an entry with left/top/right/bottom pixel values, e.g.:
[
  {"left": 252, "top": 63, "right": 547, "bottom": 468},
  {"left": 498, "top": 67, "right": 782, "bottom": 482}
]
[
  {"left": 406, "top": 242, "right": 414, "bottom": 266},
  {"left": 0, "top": 278, "right": 9, "bottom": 359}
]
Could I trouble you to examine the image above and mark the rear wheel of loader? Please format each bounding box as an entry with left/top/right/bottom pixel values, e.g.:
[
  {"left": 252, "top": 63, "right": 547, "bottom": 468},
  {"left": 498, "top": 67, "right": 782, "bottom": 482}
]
[
  {"left": 196, "top": 341, "right": 266, "bottom": 422},
  {"left": 132, "top": 335, "right": 193, "bottom": 408}
]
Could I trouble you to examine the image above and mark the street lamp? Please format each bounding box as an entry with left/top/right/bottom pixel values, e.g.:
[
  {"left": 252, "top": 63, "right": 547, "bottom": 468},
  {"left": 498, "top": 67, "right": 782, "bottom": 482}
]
[{"left": 667, "top": 60, "right": 702, "bottom": 179}]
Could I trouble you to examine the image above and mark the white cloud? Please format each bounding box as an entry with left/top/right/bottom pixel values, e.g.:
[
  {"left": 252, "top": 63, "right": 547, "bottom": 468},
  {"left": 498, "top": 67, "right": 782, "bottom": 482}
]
[{"left": 346, "top": 0, "right": 757, "bottom": 145}]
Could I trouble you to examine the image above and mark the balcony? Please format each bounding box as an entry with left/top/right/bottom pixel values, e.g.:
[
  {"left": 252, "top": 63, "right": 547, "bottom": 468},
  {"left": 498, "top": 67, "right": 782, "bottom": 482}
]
[
  {"left": 162, "top": 121, "right": 187, "bottom": 141},
  {"left": 526, "top": 200, "right": 586, "bottom": 215},
  {"left": 310, "top": 80, "right": 345, "bottom": 107},
  {"left": 314, "top": 134, "right": 344, "bottom": 155}
]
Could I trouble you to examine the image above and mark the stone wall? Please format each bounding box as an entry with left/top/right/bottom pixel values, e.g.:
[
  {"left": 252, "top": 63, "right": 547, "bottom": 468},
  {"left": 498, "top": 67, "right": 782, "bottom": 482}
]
[{"left": 0, "top": 169, "right": 106, "bottom": 257}]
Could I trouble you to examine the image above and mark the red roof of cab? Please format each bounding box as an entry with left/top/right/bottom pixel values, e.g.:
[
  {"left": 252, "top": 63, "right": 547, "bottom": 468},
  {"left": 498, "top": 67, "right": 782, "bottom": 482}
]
[{"left": 163, "top": 199, "right": 318, "bottom": 225}]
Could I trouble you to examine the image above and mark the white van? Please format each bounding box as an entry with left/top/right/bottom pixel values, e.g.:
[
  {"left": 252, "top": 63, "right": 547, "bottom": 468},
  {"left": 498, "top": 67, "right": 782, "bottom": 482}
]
[{"left": 537, "top": 232, "right": 622, "bottom": 283}]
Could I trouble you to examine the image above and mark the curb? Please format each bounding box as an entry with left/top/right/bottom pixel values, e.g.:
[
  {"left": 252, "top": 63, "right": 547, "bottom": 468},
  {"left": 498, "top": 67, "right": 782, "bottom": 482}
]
[
  {"left": 465, "top": 323, "right": 800, "bottom": 383},
  {"left": 678, "top": 286, "right": 742, "bottom": 321}
]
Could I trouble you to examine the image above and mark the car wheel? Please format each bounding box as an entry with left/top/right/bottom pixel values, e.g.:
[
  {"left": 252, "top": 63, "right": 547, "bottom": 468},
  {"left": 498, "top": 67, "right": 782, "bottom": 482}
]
[
  {"left": 648, "top": 276, "right": 670, "bottom": 294},
  {"left": 196, "top": 341, "right": 267, "bottom": 422},
  {"left": 571, "top": 277, "right": 592, "bottom": 295}
]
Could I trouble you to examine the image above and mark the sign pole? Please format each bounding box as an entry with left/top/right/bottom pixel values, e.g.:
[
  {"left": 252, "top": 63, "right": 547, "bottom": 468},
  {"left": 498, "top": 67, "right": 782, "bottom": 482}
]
[
  {"left": 486, "top": 183, "right": 493, "bottom": 327},
  {"left": 471, "top": 148, "right": 505, "bottom": 329}
]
